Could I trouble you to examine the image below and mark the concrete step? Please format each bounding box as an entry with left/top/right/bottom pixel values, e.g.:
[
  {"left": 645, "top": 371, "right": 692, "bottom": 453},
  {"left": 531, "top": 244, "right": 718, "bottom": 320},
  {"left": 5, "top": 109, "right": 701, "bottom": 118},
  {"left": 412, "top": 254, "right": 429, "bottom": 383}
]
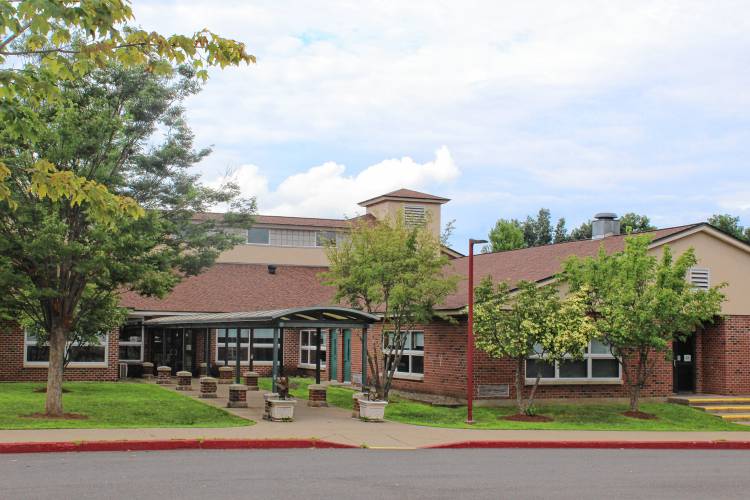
[
  {"left": 669, "top": 396, "right": 750, "bottom": 405},
  {"left": 694, "top": 405, "right": 750, "bottom": 413},
  {"left": 715, "top": 413, "right": 750, "bottom": 422}
]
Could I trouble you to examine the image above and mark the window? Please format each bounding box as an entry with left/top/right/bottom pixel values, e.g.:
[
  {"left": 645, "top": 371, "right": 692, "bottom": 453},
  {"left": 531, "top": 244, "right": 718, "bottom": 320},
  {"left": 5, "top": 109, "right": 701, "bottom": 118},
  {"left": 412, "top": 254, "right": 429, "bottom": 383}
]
[
  {"left": 404, "top": 205, "right": 426, "bottom": 227},
  {"left": 24, "top": 331, "right": 108, "bottom": 366},
  {"left": 688, "top": 267, "right": 710, "bottom": 290},
  {"left": 215, "top": 328, "right": 279, "bottom": 365},
  {"left": 118, "top": 321, "right": 143, "bottom": 362},
  {"left": 270, "top": 229, "right": 317, "bottom": 247},
  {"left": 525, "top": 340, "right": 620, "bottom": 382},
  {"left": 247, "top": 227, "right": 270, "bottom": 245},
  {"left": 316, "top": 231, "right": 337, "bottom": 247},
  {"left": 383, "top": 331, "right": 424, "bottom": 377},
  {"left": 299, "top": 329, "right": 327, "bottom": 368}
]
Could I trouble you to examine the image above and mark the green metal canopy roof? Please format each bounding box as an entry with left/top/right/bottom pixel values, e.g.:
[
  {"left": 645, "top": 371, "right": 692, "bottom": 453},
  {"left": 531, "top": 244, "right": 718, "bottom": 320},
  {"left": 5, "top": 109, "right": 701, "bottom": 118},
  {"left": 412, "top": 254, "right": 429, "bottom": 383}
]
[{"left": 143, "top": 306, "right": 379, "bottom": 329}]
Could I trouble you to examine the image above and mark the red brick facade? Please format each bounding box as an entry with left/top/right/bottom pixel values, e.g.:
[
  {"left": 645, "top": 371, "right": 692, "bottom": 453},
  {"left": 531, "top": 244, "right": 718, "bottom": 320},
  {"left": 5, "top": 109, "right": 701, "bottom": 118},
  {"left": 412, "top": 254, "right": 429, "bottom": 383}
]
[
  {"left": 0, "top": 320, "right": 119, "bottom": 382},
  {"left": 698, "top": 315, "right": 750, "bottom": 395}
]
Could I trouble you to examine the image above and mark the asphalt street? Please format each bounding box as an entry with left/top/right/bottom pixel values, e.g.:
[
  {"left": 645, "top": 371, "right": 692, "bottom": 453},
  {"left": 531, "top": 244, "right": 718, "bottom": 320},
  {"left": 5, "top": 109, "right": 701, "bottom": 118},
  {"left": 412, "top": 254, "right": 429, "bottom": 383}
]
[{"left": 2, "top": 449, "right": 749, "bottom": 499}]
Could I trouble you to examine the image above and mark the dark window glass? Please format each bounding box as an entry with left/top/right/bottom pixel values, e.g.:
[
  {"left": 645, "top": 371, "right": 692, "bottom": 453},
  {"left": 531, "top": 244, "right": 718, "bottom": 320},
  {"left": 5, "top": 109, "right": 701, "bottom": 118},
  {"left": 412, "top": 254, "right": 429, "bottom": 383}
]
[
  {"left": 119, "top": 345, "right": 141, "bottom": 361},
  {"left": 559, "top": 360, "right": 587, "bottom": 378},
  {"left": 248, "top": 228, "right": 269, "bottom": 244},
  {"left": 119, "top": 324, "right": 142, "bottom": 342},
  {"left": 218, "top": 347, "right": 248, "bottom": 363},
  {"left": 411, "top": 355, "right": 424, "bottom": 374},
  {"left": 592, "top": 359, "right": 620, "bottom": 378},
  {"left": 254, "top": 347, "right": 274, "bottom": 362},
  {"left": 68, "top": 345, "right": 106, "bottom": 363},
  {"left": 26, "top": 345, "right": 49, "bottom": 362},
  {"left": 526, "top": 359, "right": 555, "bottom": 378},
  {"left": 397, "top": 355, "right": 409, "bottom": 372}
]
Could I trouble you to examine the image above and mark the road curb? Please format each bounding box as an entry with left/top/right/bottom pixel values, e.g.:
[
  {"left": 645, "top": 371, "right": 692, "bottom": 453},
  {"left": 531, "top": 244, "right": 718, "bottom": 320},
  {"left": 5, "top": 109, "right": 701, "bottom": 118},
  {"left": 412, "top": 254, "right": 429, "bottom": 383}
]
[
  {"left": 425, "top": 440, "right": 750, "bottom": 450},
  {"left": 0, "top": 438, "right": 358, "bottom": 454}
]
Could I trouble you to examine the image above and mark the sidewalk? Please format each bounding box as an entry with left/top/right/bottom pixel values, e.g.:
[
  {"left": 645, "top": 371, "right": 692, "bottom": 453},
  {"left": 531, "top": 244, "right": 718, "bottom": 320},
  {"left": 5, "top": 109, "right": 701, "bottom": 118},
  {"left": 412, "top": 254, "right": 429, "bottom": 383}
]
[{"left": 2, "top": 381, "right": 750, "bottom": 451}]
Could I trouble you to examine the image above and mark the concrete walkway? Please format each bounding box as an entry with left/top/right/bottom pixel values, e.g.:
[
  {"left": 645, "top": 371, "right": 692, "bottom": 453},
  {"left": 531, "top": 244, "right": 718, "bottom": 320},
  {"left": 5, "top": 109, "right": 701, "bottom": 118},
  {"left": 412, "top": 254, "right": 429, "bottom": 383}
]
[{"left": 1, "top": 380, "right": 749, "bottom": 449}]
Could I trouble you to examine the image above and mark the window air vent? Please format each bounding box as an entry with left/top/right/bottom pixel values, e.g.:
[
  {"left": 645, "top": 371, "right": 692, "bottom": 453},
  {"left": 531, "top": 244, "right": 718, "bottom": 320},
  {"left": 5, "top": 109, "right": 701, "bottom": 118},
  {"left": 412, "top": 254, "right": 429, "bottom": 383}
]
[
  {"left": 688, "top": 268, "right": 710, "bottom": 290},
  {"left": 404, "top": 205, "right": 426, "bottom": 227}
]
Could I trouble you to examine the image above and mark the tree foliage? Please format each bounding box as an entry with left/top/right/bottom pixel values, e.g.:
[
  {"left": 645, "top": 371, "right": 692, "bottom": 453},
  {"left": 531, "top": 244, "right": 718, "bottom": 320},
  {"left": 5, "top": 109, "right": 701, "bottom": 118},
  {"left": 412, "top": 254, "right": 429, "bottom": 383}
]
[
  {"left": 473, "top": 280, "right": 595, "bottom": 415},
  {"left": 561, "top": 235, "right": 725, "bottom": 412},
  {"left": 708, "top": 214, "right": 750, "bottom": 242},
  {"left": 0, "top": 64, "right": 255, "bottom": 415},
  {"left": 485, "top": 218, "right": 525, "bottom": 252},
  {"left": 619, "top": 212, "right": 656, "bottom": 234},
  {"left": 323, "top": 214, "right": 459, "bottom": 400}
]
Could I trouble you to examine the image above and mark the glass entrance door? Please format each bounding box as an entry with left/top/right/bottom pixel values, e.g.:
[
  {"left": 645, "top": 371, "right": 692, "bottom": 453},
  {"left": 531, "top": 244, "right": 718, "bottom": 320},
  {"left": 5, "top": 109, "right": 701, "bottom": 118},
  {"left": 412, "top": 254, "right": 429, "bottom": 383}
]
[{"left": 150, "top": 329, "right": 195, "bottom": 375}]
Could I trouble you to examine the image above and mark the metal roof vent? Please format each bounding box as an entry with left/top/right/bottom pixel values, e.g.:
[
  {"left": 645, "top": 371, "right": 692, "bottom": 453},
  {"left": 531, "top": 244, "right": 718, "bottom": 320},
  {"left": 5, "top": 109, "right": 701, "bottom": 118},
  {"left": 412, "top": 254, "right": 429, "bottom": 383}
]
[
  {"left": 267, "top": 264, "right": 277, "bottom": 275},
  {"left": 592, "top": 213, "right": 620, "bottom": 240}
]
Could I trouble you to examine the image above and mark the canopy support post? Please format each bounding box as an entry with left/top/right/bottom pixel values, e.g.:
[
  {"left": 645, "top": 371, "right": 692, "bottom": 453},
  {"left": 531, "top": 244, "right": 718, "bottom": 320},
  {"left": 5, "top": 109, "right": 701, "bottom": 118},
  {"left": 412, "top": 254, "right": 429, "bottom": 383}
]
[
  {"left": 315, "top": 327, "right": 322, "bottom": 384},
  {"left": 272, "top": 327, "right": 280, "bottom": 393},
  {"left": 361, "top": 327, "right": 368, "bottom": 389},
  {"left": 235, "top": 328, "right": 241, "bottom": 384}
]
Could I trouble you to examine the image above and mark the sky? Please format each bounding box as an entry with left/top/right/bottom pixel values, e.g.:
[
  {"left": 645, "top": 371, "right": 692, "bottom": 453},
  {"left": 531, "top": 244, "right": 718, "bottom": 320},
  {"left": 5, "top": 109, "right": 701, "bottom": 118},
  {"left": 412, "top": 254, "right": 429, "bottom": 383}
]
[{"left": 133, "top": 0, "right": 750, "bottom": 249}]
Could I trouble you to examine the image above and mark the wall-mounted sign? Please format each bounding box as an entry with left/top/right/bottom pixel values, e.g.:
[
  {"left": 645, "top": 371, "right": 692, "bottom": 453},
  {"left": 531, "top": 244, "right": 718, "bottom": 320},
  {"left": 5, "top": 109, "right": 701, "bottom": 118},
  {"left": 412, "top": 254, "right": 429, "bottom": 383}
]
[{"left": 478, "top": 384, "right": 510, "bottom": 398}]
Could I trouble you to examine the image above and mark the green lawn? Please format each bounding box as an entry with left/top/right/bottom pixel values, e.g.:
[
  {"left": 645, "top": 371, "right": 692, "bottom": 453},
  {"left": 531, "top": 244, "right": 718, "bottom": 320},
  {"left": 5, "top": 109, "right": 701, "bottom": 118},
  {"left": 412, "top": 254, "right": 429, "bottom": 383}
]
[
  {"left": 0, "top": 382, "right": 252, "bottom": 430},
  {"left": 260, "top": 377, "right": 749, "bottom": 431}
]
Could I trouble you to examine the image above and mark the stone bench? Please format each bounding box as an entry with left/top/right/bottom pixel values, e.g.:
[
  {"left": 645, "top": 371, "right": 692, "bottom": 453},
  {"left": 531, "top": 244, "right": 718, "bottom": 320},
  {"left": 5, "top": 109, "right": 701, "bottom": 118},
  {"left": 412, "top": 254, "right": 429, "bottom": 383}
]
[
  {"left": 199, "top": 377, "right": 217, "bottom": 398},
  {"left": 307, "top": 384, "right": 328, "bottom": 407},
  {"left": 218, "top": 366, "right": 234, "bottom": 384},
  {"left": 243, "top": 371, "right": 259, "bottom": 391},
  {"left": 156, "top": 366, "right": 172, "bottom": 385},
  {"left": 142, "top": 362, "right": 155, "bottom": 380},
  {"left": 228, "top": 384, "right": 248, "bottom": 408},
  {"left": 176, "top": 371, "right": 192, "bottom": 391}
]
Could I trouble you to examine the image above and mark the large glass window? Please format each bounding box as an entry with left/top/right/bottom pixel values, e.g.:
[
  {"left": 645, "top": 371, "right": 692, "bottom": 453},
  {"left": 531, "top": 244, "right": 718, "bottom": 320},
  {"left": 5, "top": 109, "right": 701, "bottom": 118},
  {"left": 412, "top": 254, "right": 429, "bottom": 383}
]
[
  {"left": 299, "top": 329, "right": 327, "bottom": 368},
  {"left": 24, "top": 331, "right": 108, "bottom": 366},
  {"left": 383, "top": 331, "right": 424, "bottom": 377},
  {"left": 247, "top": 227, "right": 270, "bottom": 245},
  {"left": 118, "top": 321, "right": 143, "bottom": 362},
  {"left": 316, "top": 231, "right": 337, "bottom": 247},
  {"left": 525, "top": 340, "right": 620, "bottom": 381},
  {"left": 215, "top": 328, "right": 279, "bottom": 364}
]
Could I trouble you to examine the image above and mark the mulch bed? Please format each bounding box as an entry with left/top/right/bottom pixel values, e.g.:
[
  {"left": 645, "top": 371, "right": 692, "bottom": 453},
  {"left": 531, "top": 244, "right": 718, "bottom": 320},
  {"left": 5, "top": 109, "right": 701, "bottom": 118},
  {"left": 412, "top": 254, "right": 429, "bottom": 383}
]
[
  {"left": 503, "top": 414, "right": 553, "bottom": 422},
  {"left": 33, "top": 387, "right": 71, "bottom": 394},
  {"left": 622, "top": 410, "right": 658, "bottom": 420},
  {"left": 23, "top": 412, "right": 88, "bottom": 420}
]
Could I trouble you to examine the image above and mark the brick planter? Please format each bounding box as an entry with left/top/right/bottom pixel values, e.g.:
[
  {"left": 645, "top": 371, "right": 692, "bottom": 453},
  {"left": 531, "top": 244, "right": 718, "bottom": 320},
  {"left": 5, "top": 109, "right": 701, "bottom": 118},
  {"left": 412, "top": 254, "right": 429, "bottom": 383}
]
[
  {"left": 218, "top": 366, "right": 234, "bottom": 384},
  {"left": 228, "top": 384, "right": 248, "bottom": 408},
  {"left": 199, "top": 377, "right": 218, "bottom": 399},
  {"left": 199, "top": 362, "right": 209, "bottom": 377},
  {"left": 176, "top": 371, "right": 192, "bottom": 391},
  {"left": 243, "top": 371, "right": 259, "bottom": 391},
  {"left": 263, "top": 392, "right": 279, "bottom": 420},
  {"left": 156, "top": 366, "right": 172, "bottom": 385},
  {"left": 142, "top": 362, "right": 155, "bottom": 380},
  {"left": 307, "top": 384, "right": 328, "bottom": 407},
  {"left": 352, "top": 392, "right": 365, "bottom": 418}
]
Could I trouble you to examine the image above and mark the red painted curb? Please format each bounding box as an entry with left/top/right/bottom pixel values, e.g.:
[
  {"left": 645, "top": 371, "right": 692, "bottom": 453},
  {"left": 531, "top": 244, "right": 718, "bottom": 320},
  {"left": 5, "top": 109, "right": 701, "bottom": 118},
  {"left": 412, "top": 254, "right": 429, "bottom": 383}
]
[
  {"left": 0, "top": 438, "right": 358, "bottom": 454},
  {"left": 425, "top": 440, "right": 750, "bottom": 450}
]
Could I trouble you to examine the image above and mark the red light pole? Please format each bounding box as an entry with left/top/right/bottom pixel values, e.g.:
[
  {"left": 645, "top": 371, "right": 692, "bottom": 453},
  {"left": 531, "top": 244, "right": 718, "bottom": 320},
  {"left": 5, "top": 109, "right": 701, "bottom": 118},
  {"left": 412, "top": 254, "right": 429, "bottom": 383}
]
[{"left": 467, "top": 238, "right": 487, "bottom": 424}]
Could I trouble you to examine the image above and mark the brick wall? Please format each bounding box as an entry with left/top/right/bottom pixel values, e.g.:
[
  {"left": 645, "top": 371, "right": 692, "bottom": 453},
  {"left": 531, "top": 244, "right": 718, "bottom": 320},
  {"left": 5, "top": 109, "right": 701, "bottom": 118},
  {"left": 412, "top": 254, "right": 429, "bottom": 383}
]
[
  {"left": 699, "top": 315, "right": 750, "bottom": 394},
  {"left": 0, "top": 320, "right": 119, "bottom": 382}
]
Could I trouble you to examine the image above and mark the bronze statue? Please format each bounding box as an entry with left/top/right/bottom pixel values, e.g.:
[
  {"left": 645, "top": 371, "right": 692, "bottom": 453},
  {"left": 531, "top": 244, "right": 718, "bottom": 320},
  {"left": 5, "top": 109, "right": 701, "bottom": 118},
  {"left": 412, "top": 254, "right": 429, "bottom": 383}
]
[{"left": 276, "top": 376, "right": 290, "bottom": 399}]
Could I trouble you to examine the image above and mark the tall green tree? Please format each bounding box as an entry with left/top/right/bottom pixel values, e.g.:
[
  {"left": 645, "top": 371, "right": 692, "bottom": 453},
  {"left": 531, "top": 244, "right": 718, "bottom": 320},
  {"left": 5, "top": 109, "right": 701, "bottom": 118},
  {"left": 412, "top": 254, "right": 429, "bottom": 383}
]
[
  {"left": 562, "top": 235, "right": 725, "bottom": 413},
  {"left": 619, "top": 213, "right": 656, "bottom": 234},
  {"left": 486, "top": 218, "right": 525, "bottom": 252},
  {"left": 554, "top": 217, "right": 567, "bottom": 243},
  {"left": 0, "top": 0, "right": 254, "bottom": 221},
  {"left": 522, "top": 208, "right": 553, "bottom": 247},
  {"left": 0, "top": 64, "right": 255, "bottom": 416},
  {"left": 473, "top": 280, "right": 595, "bottom": 415},
  {"left": 323, "top": 214, "right": 459, "bottom": 401},
  {"left": 708, "top": 214, "right": 750, "bottom": 242},
  {"left": 568, "top": 220, "right": 592, "bottom": 241}
]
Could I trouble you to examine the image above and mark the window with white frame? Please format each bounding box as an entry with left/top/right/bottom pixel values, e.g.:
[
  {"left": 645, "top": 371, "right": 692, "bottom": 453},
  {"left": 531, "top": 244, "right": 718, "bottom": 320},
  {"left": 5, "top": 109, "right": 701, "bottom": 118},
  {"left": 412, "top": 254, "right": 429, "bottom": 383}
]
[
  {"left": 270, "top": 229, "right": 317, "bottom": 247},
  {"left": 215, "top": 328, "right": 279, "bottom": 364},
  {"left": 24, "top": 331, "right": 108, "bottom": 366},
  {"left": 118, "top": 321, "right": 143, "bottom": 362},
  {"left": 299, "top": 329, "right": 327, "bottom": 368},
  {"left": 247, "top": 227, "right": 270, "bottom": 245},
  {"left": 383, "top": 331, "right": 424, "bottom": 376},
  {"left": 525, "top": 339, "right": 620, "bottom": 381}
]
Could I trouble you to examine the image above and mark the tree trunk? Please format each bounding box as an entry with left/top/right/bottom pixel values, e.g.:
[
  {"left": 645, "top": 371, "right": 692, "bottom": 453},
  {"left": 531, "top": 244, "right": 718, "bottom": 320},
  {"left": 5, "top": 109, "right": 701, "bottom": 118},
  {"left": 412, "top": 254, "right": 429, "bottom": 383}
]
[
  {"left": 45, "top": 327, "right": 67, "bottom": 416},
  {"left": 515, "top": 358, "right": 525, "bottom": 414},
  {"left": 629, "top": 384, "right": 641, "bottom": 413}
]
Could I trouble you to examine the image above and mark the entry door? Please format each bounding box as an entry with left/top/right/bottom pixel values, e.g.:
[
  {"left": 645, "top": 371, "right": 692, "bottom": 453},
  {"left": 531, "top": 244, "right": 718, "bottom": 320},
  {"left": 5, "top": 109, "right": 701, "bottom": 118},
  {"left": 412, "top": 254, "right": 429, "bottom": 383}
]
[
  {"left": 329, "top": 329, "right": 338, "bottom": 381},
  {"left": 343, "top": 329, "right": 352, "bottom": 383},
  {"left": 673, "top": 336, "right": 696, "bottom": 393},
  {"left": 164, "top": 331, "right": 183, "bottom": 373}
]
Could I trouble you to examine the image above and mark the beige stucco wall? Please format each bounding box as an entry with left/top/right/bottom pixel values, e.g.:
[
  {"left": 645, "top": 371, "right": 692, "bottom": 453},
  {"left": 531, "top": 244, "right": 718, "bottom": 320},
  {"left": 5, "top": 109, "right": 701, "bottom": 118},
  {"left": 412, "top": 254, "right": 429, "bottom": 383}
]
[
  {"left": 216, "top": 244, "right": 330, "bottom": 266},
  {"left": 365, "top": 200, "right": 442, "bottom": 239},
  {"left": 650, "top": 230, "right": 750, "bottom": 315}
]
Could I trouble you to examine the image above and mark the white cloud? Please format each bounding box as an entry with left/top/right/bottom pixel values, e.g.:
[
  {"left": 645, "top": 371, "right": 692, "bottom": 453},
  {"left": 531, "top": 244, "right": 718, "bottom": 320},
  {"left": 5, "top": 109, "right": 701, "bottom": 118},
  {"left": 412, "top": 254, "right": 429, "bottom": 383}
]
[{"left": 214, "top": 146, "right": 460, "bottom": 217}]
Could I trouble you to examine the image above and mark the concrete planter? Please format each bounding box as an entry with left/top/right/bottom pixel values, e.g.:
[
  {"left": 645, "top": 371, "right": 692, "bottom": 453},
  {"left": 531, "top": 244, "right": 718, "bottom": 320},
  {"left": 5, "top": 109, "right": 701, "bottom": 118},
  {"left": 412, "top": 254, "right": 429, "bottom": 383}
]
[
  {"left": 268, "top": 399, "right": 297, "bottom": 422},
  {"left": 359, "top": 399, "right": 388, "bottom": 422}
]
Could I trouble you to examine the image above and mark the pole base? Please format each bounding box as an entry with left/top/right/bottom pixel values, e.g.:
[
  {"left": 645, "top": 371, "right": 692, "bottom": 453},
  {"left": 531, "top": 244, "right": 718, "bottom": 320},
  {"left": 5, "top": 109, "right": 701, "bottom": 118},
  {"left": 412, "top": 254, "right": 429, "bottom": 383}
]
[{"left": 465, "top": 419, "right": 475, "bottom": 425}]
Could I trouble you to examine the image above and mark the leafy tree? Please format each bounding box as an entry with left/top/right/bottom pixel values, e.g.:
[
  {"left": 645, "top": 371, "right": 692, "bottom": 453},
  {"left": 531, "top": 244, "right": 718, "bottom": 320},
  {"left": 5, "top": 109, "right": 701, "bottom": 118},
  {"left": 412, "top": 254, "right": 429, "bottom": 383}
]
[
  {"left": 486, "top": 218, "right": 525, "bottom": 252},
  {"left": 0, "top": 0, "right": 254, "bottom": 222},
  {"left": 522, "top": 208, "right": 553, "bottom": 247},
  {"left": 569, "top": 220, "right": 592, "bottom": 241},
  {"left": 440, "top": 218, "right": 456, "bottom": 246},
  {"left": 708, "top": 214, "right": 750, "bottom": 242},
  {"left": 323, "top": 214, "right": 459, "bottom": 401},
  {"left": 0, "top": 64, "right": 255, "bottom": 416},
  {"left": 554, "top": 217, "right": 567, "bottom": 243},
  {"left": 620, "top": 213, "right": 656, "bottom": 234},
  {"left": 473, "top": 280, "right": 595, "bottom": 415},
  {"left": 562, "top": 235, "right": 725, "bottom": 413}
]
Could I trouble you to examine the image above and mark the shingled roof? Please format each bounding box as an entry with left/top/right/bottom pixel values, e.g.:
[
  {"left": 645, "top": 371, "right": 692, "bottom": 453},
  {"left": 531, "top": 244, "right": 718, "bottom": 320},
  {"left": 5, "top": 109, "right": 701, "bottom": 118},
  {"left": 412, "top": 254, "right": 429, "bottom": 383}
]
[
  {"left": 358, "top": 189, "right": 450, "bottom": 207},
  {"left": 192, "top": 212, "right": 375, "bottom": 229}
]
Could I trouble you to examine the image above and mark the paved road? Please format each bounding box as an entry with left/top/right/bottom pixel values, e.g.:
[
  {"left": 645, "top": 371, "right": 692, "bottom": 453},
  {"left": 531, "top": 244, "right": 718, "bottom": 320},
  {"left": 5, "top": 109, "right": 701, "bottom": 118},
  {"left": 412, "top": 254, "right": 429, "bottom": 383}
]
[{"left": 2, "top": 449, "right": 749, "bottom": 499}]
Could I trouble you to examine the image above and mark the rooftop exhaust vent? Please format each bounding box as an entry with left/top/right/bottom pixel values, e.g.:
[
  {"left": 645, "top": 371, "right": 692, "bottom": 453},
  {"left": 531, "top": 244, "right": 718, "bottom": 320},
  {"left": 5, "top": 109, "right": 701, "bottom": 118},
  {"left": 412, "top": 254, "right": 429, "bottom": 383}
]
[
  {"left": 592, "top": 213, "right": 620, "bottom": 240},
  {"left": 267, "top": 264, "right": 277, "bottom": 275}
]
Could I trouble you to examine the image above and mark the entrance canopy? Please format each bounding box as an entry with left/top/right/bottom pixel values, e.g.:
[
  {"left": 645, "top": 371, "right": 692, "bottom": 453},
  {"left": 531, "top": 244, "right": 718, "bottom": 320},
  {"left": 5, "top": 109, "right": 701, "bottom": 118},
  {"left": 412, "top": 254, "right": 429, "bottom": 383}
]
[
  {"left": 143, "top": 306, "right": 379, "bottom": 330},
  {"left": 144, "top": 306, "right": 378, "bottom": 390}
]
